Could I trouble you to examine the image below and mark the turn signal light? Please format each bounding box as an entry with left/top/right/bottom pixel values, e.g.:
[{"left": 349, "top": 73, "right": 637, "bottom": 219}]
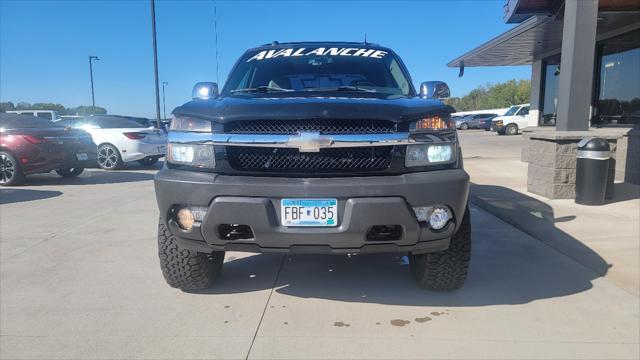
[{"left": 411, "top": 116, "right": 450, "bottom": 131}]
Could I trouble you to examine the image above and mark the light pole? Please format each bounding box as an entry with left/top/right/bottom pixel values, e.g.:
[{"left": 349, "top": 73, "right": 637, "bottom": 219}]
[
  {"left": 150, "top": 0, "right": 162, "bottom": 129},
  {"left": 88, "top": 55, "right": 99, "bottom": 113},
  {"left": 162, "top": 81, "right": 168, "bottom": 121}
]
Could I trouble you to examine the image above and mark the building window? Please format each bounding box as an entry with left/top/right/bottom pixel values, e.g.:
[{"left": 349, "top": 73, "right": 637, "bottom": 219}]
[
  {"left": 594, "top": 29, "right": 640, "bottom": 126},
  {"left": 540, "top": 54, "right": 561, "bottom": 126}
]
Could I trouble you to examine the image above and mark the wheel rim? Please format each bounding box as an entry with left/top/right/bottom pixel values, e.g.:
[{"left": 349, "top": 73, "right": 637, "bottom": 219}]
[
  {"left": 508, "top": 126, "right": 517, "bottom": 135},
  {"left": 0, "top": 154, "right": 16, "bottom": 184},
  {"left": 98, "top": 146, "right": 118, "bottom": 169}
]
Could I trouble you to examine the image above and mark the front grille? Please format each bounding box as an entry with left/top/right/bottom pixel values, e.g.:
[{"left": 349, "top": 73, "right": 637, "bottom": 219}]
[
  {"left": 227, "top": 146, "right": 393, "bottom": 172},
  {"left": 225, "top": 119, "right": 396, "bottom": 135}
]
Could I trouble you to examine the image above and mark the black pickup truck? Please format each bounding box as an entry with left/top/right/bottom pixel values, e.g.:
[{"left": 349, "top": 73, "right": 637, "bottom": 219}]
[{"left": 155, "top": 42, "right": 471, "bottom": 291}]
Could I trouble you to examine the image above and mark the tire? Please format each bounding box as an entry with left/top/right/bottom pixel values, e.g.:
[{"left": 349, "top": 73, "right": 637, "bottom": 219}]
[
  {"left": 137, "top": 156, "right": 159, "bottom": 166},
  {"left": 0, "top": 151, "right": 25, "bottom": 186},
  {"left": 459, "top": 123, "right": 469, "bottom": 130},
  {"left": 97, "top": 144, "right": 123, "bottom": 170},
  {"left": 55, "top": 167, "right": 84, "bottom": 178},
  {"left": 158, "top": 221, "right": 224, "bottom": 290},
  {"left": 409, "top": 205, "right": 471, "bottom": 291},
  {"left": 505, "top": 123, "right": 518, "bottom": 135}
]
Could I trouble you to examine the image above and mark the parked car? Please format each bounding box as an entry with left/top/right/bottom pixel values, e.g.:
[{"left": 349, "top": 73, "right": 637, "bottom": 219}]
[
  {"left": 0, "top": 114, "right": 97, "bottom": 186},
  {"left": 6, "top": 110, "right": 62, "bottom": 121},
  {"left": 155, "top": 41, "right": 471, "bottom": 291},
  {"left": 55, "top": 115, "right": 167, "bottom": 169},
  {"left": 481, "top": 115, "right": 498, "bottom": 131},
  {"left": 455, "top": 113, "right": 497, "bottom": 130},
  {"left": 491, "top": 104, "right": 530, "bottom": 135}
]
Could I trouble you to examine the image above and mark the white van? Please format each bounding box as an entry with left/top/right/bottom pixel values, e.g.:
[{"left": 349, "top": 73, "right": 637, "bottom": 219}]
[
  {"left": 6, "top": 110, "right": 61, "bottom": 121},
  {"left": 490, "top": 104, "right": 530, "bottom": 135}
]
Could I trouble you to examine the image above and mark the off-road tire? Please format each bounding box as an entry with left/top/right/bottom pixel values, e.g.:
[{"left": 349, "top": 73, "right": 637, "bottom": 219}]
[
  {"left": 55, "top": 167, "right": 84, "bottom": 178},
  {"left": 506, "top": 123, "right": 518, "bottom": 135},
  {"left": 0, "top": 151, "right": 25, "bottom": 186},
  {"left": 137, "top": 156, "right": 159, "bottom": 167},
  {"left": 158, "top": 221, "right": 224, "bottom": 290},
  {"left": 409, "top": 205, "right": 471, "bottom": 290}
]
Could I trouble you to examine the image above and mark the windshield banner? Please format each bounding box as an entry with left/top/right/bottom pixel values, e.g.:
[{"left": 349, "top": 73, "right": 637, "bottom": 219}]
[{"left": 247, "top": 47, "right": 388, "bottom": 62}]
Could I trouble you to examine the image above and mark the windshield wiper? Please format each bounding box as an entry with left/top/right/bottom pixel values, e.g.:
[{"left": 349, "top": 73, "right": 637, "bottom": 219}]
[
  {"left": 231, "top": 86, "right": 293, "bottom": 94},
  {"left": 303, "top": 86, "right": 375, "bottom": 93}
]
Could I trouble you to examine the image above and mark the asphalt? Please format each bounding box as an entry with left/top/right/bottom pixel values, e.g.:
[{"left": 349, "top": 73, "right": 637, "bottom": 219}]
[{"left": 1, "top": 135, "right": 639, "bottom": 359}]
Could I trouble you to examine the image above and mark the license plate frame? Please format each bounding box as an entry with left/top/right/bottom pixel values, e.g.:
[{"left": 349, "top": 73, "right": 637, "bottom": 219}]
[{"left": 281, "top": 198, "right": 338, "bottom": 227}]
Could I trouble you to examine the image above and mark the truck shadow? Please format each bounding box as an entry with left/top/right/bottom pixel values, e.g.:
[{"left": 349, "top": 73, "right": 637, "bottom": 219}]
[{"left": 193, "top": 192, "right": 609, "bottom": 306}]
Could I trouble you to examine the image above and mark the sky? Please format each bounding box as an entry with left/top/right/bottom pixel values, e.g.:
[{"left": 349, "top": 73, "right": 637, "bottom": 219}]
[{"left": 0, "top": 0, "right": 531, "bottom": 118}]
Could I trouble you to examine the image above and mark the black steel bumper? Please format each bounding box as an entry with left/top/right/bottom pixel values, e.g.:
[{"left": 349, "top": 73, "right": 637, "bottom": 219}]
[{"left": 154, "top": 168, "right": 470, "bottom": 254}]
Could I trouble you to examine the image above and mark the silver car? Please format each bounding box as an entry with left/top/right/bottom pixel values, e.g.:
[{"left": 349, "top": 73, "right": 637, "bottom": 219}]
[{"left": 455, "top": 113, "right": 498, "bottom": 130}]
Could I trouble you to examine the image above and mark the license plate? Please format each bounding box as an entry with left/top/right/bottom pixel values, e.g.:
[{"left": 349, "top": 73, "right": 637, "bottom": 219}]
[
  {"left": 76, "top": 153, "right": 88, "bottom": 161},
  {"left": 281, "top": 198, "right": 338, "bottom": 227},
  {"left": 158, "top": 146, "right": 166, "bottom": 153}
]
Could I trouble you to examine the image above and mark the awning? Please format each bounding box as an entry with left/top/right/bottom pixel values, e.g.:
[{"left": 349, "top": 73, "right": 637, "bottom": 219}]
[
  {"left": 447, "top": 15, "right": 562, "bottom": 68},
  {"left": 447, "top": 10, "right": 640, "bottom": 68}
]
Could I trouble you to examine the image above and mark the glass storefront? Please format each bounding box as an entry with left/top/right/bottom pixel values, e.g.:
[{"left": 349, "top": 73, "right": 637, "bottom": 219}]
[
  {"left": 593, "top": 29, "right": 640, "bottom": 126},
  {"left": 540, "top": 54, "right": 561, "bottom": 126}
]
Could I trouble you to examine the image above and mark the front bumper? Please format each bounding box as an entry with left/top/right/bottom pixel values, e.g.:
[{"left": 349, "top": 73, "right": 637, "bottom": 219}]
[{"left": 154, "top": 168, "right": 470, "bottom": 254}]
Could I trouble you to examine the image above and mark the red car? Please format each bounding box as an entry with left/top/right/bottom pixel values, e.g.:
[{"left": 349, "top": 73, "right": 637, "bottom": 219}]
[{"left": 0, "top": 114, "right": 97, "bottom": 186}]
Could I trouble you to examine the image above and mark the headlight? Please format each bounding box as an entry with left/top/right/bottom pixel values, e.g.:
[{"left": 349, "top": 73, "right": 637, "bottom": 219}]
[
  {"left": 405, "top": 143, "right": 454, "bottom": 167},
  {"left": 169, "top": 116, "right": 212, "bottom": 132},
  {"left": 167, "top": 143, "right": 215, "bottom": 168},
  {"left": 410, "top": 115, "right": 452, "bottom": 131}
]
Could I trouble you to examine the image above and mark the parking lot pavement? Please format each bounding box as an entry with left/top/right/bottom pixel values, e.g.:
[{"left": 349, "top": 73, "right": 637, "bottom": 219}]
[{"left": 1, "top": 165, "right": 639, "bottom": 359}]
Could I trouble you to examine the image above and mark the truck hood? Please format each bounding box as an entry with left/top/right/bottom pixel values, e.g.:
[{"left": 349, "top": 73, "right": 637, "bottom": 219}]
[{"left": 172, "top": 95, "right": 453, "bottom": 124}]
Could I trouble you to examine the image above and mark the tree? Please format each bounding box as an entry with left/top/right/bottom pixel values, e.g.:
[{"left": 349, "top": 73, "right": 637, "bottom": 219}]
[
  {"left": 445, "top": 79, "right": 531, "bottom": 112},
  {"left": 0, "top": 101, "right": 107, "bottom": 115},
  {"left": 0, "top": 102, "right": 15, "bottom": 112},
  {"left": 67, "top": 106, "right": 107, "bottom": 115}
]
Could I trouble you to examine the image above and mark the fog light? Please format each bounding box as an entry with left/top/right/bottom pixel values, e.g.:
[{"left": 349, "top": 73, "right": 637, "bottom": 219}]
[
  {"left": 176, "top": 207, "right": 195, "bottom": 230},
  {"left": 429, "top": 206, "right": 451, "bottom": 230}
]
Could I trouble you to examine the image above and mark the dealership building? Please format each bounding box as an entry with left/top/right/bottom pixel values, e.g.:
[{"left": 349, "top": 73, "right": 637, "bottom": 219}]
[{"left": 449, "top": 0, "right": 639, "bottom": 198}]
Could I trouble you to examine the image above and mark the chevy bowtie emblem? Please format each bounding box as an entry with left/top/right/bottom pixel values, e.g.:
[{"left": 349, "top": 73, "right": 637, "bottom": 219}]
[{"left": 286, "top": 132, "right": 333, "bottom": 152}]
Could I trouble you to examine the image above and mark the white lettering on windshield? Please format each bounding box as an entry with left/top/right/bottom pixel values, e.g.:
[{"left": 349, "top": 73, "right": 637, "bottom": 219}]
[{"left": 246, "top": 47, "right": 388, "bottom": 62}]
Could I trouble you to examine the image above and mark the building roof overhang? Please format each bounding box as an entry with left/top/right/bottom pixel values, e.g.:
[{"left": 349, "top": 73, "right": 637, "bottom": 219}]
[{"left": 447, "top": 9, "right": 640, "bottom": 68}]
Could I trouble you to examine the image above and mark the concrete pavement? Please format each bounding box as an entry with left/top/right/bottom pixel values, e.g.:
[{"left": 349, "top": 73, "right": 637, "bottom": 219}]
[
  {"left": 1, "top": 155, "right": 639, "bottom": 359},
  {"left": 459, "top": 130, "right": 640, "bottom": 297}
]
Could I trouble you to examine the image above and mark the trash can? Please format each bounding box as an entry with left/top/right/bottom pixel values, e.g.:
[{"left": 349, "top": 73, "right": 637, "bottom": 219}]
[{"left": 575, "top": 138, "right": 610, "bottom": 205}]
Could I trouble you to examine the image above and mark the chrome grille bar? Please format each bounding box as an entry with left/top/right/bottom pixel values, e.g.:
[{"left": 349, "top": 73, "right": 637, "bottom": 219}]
[{"left": 169, "top": 131, "right": 416, "bottom": 152}]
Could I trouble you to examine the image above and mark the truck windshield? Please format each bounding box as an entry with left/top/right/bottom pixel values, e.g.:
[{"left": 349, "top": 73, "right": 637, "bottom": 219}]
[
  {"left": 504, "top": 106, "right": 520, "bottom": 116},
  {"left": 223, "top": 46, "right": 412, "bottom": 97}
]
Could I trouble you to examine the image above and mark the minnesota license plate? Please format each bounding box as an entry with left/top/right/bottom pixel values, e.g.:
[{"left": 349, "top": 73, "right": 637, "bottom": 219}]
[
  {"left": 76, "top": 153, "right": 88, "bottom": 161},
  {"left": 281, "top": 198, "right": 338, "bottom": 227}
]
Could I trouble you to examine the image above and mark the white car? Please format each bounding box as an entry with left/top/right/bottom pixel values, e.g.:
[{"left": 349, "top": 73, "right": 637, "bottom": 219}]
[
  {"left": 56, "top": 115, "right": 167, "bottom": 170},
  {"left": 491, "top": 104, "right": 530, "bottom": 135}
]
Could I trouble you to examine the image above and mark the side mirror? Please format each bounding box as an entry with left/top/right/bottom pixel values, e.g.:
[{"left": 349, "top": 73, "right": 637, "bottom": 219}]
[
  {"left": 192, "top": 82, "right": 219, "bottom": 100},
  {"left": 419, "top": 81, "right": 450, "bottom": 99}
]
